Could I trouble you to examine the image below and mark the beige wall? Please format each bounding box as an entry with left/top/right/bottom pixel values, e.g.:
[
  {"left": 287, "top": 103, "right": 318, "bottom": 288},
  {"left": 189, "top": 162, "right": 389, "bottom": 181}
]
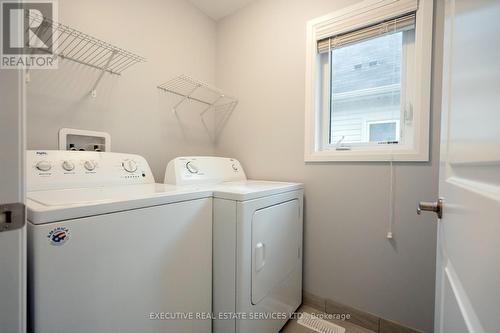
[
  {"left": 215, "top": 0, "right": 444, "bottom": 331},
  {"left": 27, "top": 0, "right": 217, "bottom": 180}
]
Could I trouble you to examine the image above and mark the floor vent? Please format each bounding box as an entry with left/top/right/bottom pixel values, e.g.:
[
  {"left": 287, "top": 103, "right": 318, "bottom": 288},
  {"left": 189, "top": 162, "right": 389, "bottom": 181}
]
[{"left": 297, "top": 312, "right": 346, "bottom": 333}]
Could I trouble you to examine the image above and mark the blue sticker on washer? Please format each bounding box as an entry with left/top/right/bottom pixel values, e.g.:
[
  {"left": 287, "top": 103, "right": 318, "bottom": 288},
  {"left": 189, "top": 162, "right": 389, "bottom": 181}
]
[{"left": 47, "top": 227, "right": 70, "bottom": 246}]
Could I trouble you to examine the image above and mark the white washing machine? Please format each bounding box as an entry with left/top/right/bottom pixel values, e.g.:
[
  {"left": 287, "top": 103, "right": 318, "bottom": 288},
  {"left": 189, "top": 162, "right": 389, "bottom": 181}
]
[
  {"left": 165, "top": 156, "right": 303, "bottom": 333},
  {"left": 27, "top": 150, "right": 213, "bottom": 333}
]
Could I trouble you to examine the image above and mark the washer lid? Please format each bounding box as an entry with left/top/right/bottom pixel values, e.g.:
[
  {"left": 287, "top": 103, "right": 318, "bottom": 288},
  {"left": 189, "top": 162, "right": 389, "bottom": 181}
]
[
  {"left": 212, "top": 180, "right": 303, "bottom": 201},
  {"left": 27, "top": 183, "right": 212, "bottom": 224}
]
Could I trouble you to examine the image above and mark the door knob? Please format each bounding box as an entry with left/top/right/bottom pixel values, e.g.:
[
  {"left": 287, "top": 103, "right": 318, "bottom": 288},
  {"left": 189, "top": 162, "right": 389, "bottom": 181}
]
[{"left": 417, "top": 198, "right": 443, "bottom": 218}]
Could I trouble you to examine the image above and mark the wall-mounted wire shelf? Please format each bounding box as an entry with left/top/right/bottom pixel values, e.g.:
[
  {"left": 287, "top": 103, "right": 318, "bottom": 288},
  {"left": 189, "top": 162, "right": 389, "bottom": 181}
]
[
  {"left": 27, "top": 11, "right": 146, "bottom": 96},
  {"left": 157, "top": 75, "right": 238, "bottom": 141}
]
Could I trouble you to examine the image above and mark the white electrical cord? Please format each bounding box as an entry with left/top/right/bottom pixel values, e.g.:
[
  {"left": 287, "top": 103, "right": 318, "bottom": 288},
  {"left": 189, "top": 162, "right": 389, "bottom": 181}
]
[
  {"left": 387, "top": 158, "right": 395, "bottom": 239},
  {"left": 387, "top": 18, "right": 398, "bottom": 240}
]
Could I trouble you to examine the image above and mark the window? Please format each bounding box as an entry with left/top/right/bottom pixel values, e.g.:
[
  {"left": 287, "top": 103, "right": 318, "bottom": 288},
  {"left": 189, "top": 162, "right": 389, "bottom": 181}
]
[
  {"left": 329, "top": 30, "right": 406, "bottom": 146},
  {"left": 305, "top": 0, "right": 433, "bottom": 162}
]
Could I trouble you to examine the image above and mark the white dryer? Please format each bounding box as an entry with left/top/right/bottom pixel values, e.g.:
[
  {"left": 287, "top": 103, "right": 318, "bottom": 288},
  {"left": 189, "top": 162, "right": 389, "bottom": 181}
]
[
  {"left": 27, "top": 150, "right": 213, "bottom": 333},
  {"left": 165, "top": 156, "right": 303, "bottom": 333}
]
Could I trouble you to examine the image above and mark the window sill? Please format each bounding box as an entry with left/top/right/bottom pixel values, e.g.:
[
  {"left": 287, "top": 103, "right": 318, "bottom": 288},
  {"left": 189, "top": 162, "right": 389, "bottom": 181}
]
[{"left": 305, "top": 146, "right": 429, "bottom": 162}]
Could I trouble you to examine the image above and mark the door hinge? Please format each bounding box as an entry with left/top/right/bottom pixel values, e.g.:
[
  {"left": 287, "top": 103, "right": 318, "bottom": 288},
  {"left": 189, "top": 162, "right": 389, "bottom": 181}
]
[{"left": 0, "top": 203, "right": 26, "bottom": 232}]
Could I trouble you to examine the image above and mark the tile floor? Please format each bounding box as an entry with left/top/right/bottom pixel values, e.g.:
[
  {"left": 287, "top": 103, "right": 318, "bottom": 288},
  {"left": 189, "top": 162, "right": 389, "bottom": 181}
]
[{"left": 280, "top": 305, "right": 376, "bottom": 333}]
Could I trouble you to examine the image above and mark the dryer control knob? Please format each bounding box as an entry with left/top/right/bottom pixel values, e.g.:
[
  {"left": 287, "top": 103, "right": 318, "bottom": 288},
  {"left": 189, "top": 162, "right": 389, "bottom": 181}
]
[
  {"left": 84, "top": 160, "right": 97, "bottom": 171},
  {"left": 122, "top": 159, "right": 138, "bottom": 173},
  {"left": 186, "top": 161, "right": 199, "bottom": 174},
  {"left": 232, "top": 164, "right": 239, "bottom": 172},
  {"left": 35, "top": 160, "right": 52, "bottom": 172},
  {"left": 62, "top": 160, "right": 75, "bottom": 171}
]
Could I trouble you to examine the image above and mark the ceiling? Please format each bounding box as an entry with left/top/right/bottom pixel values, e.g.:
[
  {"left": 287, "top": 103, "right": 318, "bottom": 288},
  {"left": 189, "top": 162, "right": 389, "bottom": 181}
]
[{"left": 188, "top": 0, "right": 255, "bottom": 20}]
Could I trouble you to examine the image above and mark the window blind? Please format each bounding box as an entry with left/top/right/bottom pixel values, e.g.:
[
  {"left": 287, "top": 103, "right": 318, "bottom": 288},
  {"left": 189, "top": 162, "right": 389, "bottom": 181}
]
[{"left": 317, "top": 13, "right": 416, "bottom": 53}]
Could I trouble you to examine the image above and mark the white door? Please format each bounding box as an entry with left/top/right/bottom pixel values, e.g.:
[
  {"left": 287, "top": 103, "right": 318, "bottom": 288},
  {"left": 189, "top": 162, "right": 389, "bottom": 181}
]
[
  {"left": 0, "top": 70, "right": 26, "bottom": 333},
  {"left": 431, "top": 0, "right": 500, "bottom": 332}
]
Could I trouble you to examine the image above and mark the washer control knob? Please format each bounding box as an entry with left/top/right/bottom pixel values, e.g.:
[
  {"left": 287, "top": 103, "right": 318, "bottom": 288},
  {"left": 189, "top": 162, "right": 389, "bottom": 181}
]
[
  {"left": 232, "top": 163, "right": 239, "bottom": 172},
  {"left": 122, "top": 159, "right": 138, "bottom": 173},
  {"left": 62, "top": 160, "right": 75, "bottom": 171},
  {"left": 35, "top": 160, "right": 52, "bottom": 172},
  {"left": 83, "top": 160, "right": 97, "bottom": 171},
  {"left": 186, "top": 161, "right": 199, "bottom": 174}
]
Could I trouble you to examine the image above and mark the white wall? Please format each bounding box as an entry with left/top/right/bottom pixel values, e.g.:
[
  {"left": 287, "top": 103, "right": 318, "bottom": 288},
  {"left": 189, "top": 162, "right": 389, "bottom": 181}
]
[
  {"left": 27, "top": 0, "right": 217, "bottom": 180},
  {"left": 215, "top": 0, "right": 444, "bottom": 331},
  {"left": 25, "top": 0, "right": 444, "bottom": 331}
]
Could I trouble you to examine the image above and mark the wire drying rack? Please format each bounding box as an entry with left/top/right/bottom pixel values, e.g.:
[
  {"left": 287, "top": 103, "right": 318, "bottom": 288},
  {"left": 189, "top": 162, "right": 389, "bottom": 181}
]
[
  {"left": 27, "top": 11, "right": 146, "bottom": 96},
  {"left": 158, "top": 75, "right": 238, "bottom": 141}
]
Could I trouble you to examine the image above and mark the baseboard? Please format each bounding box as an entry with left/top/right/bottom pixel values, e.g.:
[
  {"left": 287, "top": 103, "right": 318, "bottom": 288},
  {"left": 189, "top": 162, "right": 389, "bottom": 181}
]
[{"left": 302, "top": 291, "right": 425, "bottom": 333}]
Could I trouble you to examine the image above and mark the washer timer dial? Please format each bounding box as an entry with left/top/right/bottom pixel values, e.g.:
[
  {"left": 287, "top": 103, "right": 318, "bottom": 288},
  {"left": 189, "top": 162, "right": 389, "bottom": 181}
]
[{"left": 122, "top": 159, "right": 138, "bottom": 173}]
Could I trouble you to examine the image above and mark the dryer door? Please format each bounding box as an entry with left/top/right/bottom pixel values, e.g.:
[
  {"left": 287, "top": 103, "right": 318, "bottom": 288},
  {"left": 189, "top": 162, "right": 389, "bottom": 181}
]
[{"left": 251, "top": 199, "right": 300, "bottom": 305}]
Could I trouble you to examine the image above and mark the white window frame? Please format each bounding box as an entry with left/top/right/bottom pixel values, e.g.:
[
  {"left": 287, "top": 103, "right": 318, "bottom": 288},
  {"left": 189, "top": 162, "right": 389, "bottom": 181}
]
[{"left": 304, "top": 0, "right": 433, "bottom": 162}]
